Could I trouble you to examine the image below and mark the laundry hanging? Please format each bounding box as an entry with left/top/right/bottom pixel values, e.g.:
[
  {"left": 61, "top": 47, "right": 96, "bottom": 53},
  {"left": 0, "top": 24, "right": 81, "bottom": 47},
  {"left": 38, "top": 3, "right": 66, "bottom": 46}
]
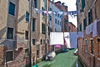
[
  {"left": 86, "top": 26, "right": 90, "bottom": 34},
  {"left": 50, "top": 32, "right": 64, "bottom": 45},
  {"left": 77, "top": 32, "right": 84, "bottom": 38},
  {"left": 93, "top": 19, "right": 98, "bottom": 37},
  {"left": 55, "top": 45, "right": 61, "bottom": 48},
  {"left": 90, "top": 23, "right": 93, "bottom": 33},
  {"left": 64, "top": 32, "right": 77, "bottom": 48}
]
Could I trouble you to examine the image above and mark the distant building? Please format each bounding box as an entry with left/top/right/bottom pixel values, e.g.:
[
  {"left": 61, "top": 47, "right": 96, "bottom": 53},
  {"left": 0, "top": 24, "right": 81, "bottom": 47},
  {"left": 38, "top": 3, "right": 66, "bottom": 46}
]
[
  {"left": 55, "top": 1, "right": 69, "bottom": 32},
  {"left": 68, "top": 22, "right": 76, "bottom": 32}
]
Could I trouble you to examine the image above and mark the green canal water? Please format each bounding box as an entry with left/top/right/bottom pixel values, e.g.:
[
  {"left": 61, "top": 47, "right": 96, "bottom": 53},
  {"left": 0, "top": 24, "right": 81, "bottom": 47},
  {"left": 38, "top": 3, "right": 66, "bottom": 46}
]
[{"left": 38, "top": 49, "right": 84, "bottom": 67}]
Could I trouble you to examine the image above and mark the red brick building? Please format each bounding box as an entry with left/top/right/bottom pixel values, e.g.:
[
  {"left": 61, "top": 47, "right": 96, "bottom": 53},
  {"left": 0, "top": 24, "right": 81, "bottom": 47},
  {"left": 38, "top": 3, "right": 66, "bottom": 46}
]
[
  {"left": 68, "top": 22, "right": 76, "bottom": 32},
  {"left": 55, "top": 1, "right": 69, "bottom": 32},
  {"left": 76, "top": 0, "right": 100, "bottom": 67}
]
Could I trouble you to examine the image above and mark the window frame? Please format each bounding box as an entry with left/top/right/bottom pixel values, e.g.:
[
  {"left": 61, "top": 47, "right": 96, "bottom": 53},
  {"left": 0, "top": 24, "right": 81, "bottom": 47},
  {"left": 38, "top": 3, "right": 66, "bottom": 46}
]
[
  {"left": 90, "top": 38, "right": 94, "bottom": 54},
  {"left": 25, "top": 49, "right": 29, "bottom": 57},
  {"left": 32, "top": 39, "right": 35, "bottom": 45},
  {"left": 6, "top": 26, "right": 15, "bottom": 40},
  {"left": 25, "top": 30, "right": 28, "bottom": 40},
  {"left": 26, "top": 12, "right": 29, "bottom": 22},
  {"left": 85, "top": 39, "right": 88, "bottom": 52},
  {"left": 5, "top": 50, "right": 14, "bottom": 63},
  {"left": 32, "top": 18, "right": 35, "bottom": 32},
  {"left": 8, "top": 1, "right": 16, "bottom": 17}
]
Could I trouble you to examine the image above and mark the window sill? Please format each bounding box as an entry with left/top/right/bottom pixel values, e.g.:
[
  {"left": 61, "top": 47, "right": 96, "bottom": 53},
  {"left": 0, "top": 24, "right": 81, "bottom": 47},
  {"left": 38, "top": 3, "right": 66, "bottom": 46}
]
[
  {"left": 5, "top": 60, "right": 13, "bottom": 64},
  {"left": 98, "top": 58, "right": 100, "bottom": 61},
  {"left": 90, "top": 53, "right": 94, "bottom": 56},
  {"left": 8, "top": 14, "right": 15, "bottom": 17}
]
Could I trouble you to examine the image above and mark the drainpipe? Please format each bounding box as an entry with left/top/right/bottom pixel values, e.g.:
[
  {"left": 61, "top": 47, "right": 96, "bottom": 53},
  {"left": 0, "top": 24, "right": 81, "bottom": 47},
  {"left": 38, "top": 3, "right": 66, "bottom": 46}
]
[{"left": 29, "top": 0, "right": 33, "bottom": 67}]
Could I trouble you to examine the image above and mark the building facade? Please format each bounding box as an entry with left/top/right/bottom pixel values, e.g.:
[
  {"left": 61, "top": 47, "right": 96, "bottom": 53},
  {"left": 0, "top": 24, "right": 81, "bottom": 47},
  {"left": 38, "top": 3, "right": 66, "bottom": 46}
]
[
  {"left": 68, "top": 22, "right": 76, "bottom": 32},
  {"left": 55, "top": 1, "right": 69, "bottom": 32},
  {"left": 76, "top": 0, "right": 100, "bottom": 67}
]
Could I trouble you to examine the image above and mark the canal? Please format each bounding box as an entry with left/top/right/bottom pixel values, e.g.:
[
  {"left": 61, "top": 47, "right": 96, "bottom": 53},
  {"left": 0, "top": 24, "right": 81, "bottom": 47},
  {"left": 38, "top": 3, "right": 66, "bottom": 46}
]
[{"left": 38, "top": 49, "right": 84, "bottom": 67}]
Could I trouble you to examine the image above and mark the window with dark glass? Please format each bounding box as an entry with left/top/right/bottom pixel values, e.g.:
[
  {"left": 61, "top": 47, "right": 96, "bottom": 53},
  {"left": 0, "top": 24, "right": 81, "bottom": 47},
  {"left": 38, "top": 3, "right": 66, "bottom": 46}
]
[
  {"left": 40, "top": 39, "right": 42, "bottom": 44},
  {"left": 7, "top": 27, "right": 13, "bottom": 39},
  {"left": 81, "top": 0, "right": 85, "bottom": 10},
  {"left": 32, "top": 39, "right": 35, "bottom": 45},
  {"left": 25, "top": 31, "right": 28, "bottom": 40},
  {"left": 83, "top": 17, "right": 87, "bottom": 30},
  {"left": 26, "top": 12, "right": 29, "bottom": 22},
  {"left": 80, "top": 23, "right": 82, "bottom": 31},
  {"left": 85, "top": 40, "right": 87, "bottom": 51},
  {"left": 42, "top": 23, "right": 46, "bottom": 34},
  {"left": 32, "top": 19, "right": 35, "bottom": 31},
  {"left": 58, "top": 21, "right": 59, "bottom": 25},
  {"left": 91, "top": 40, "right": 94, "bottom": 54},
  {"left": 33, "top": 0, "right": 37, "bottom": 8},
  {"left": 9, "top": 2, "right": 15, "bottom": 16},
  {"left": 6, "top": 51, "right": 13, "bottom": 62},
  {"left": 25, "top": 49, "right": 29, "bottom": 57}
]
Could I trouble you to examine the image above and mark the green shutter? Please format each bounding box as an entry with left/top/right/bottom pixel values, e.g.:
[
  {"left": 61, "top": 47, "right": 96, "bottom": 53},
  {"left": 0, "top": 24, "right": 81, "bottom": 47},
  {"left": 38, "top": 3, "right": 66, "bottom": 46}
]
[
  {"left": 32, "top": 19, "right": 35, "bottom": 31},
  {"left": 35, "top": 0, "right": 37, "bottom": 8},
  {"left": 81, "top": 0, "right": 85, "bottom": 10},
  {"left": 80, "top": 23, "right": 82, "bottom": 31}
]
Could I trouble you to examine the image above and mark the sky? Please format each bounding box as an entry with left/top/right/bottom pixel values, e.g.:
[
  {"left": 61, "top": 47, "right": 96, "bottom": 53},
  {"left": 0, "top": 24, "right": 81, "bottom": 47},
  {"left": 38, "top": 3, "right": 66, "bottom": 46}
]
[{"left": 54, "top": 0, "right": 77, "bottom": 27}]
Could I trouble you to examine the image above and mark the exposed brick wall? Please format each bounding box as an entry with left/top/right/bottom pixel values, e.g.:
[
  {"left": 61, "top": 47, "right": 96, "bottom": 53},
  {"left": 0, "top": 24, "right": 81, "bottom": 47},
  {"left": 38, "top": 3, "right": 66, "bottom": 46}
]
[{"left": 77, "top": 0, "right": 100, "bottom": 67}]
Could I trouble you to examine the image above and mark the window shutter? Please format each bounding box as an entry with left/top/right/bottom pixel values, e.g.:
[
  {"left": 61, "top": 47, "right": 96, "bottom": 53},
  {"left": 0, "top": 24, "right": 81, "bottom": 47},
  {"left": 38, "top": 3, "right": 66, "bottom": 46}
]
[
  {"left": 35, "top": 0, "right": 37, "bottom": 8},
  {"left": 81, "top": 0, "right": 85, "bottom": 10},
  {"left": 90, "top": 9, "right": 93, "bottom": 23},
  {"left": 32, "top": 19, "right": 35, "bottom": 31}
]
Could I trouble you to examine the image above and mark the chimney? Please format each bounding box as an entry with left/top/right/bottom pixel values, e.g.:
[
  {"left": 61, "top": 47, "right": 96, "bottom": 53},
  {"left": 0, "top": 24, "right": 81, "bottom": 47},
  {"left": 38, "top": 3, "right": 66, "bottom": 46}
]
[{"left": 62, "top": 3, "right": 64, "bottom": 6}]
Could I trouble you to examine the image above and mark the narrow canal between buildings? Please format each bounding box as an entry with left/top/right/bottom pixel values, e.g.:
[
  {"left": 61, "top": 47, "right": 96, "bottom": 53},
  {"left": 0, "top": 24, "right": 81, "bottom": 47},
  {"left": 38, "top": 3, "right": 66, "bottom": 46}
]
[{"left": 38, "top": 49, "right": 84, "bottom": 67}]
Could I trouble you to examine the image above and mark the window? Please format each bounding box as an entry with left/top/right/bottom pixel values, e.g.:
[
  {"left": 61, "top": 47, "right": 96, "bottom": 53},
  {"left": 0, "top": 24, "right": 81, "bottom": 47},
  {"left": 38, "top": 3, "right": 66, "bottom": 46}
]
[
  {"left": 33, "top": 0, "right": 37, "bottom": 8},
  {"left": 25, "top": 49, "right": 29, "bottom": 57},
  {"left": 88, "top": 9, "right": 92, "bottom": 25},
  {"left": 7, "top": 27, "right": 14, "bottom": 39},
  {"left": 55, "top": 19, "right": 57, "bottom": 23},
  {"left": 36, "top": 45, "right": 40, "bottom": 50},
  {"left": 91, "top": 40, "right": 94, "bottom": 54},
  {"left": 42, "top": 7, "right": 45, "bottom": 15},
  {"left": 58, "top": 14, "right": 59, "bottom": 17},
  {"left": 69, "top": 26, "right": 70, "bottom": 31},
  {"left": 85, "top": 40, "right": 88, "bottom": 51},
  {"left": 64, "top": 24, "right": 67, "bottom": 30},
  {"left": 9, "top": 2, "right": 15, "bottom": 16},
  {"left": 58, "top": 21, "right": 59, "bottom": 25},
  {"left": 40, "top": 39, "right": 42, "bottom": 44},
  {"left": 60, "top": 22, "right": 61, "bottom": 25},
  {"left": 49, "top": 16, "right": 52, "bottom": 21},
  {"left": 32, "top": 19, "right": 35, "bottom": 31},
  {"left": 26, "top": 12, "right": 29, "bottom": 22},
  {"left": 42, "top": 23, "right": 46, "bottom": 34},
  {"left": 81, "top": 0, "right": 85, "bottom": 10},
  {"left": 83, "top": 17, "right": 87, "bottom": 30},
  {"left": 32, "top": 39, "right": 35, "bottom": 45},
  {"left": 49, "top": 8, "right": 52, "bottom": 11},
  {"left": 80, "top": 23, "right": 82, "bottom": 31},
  {"left": 25, "top": 31, "right": 28, "bottom": 40},
  {"left": 6, "top": 51, "right": 13, "bottom": 62}
]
